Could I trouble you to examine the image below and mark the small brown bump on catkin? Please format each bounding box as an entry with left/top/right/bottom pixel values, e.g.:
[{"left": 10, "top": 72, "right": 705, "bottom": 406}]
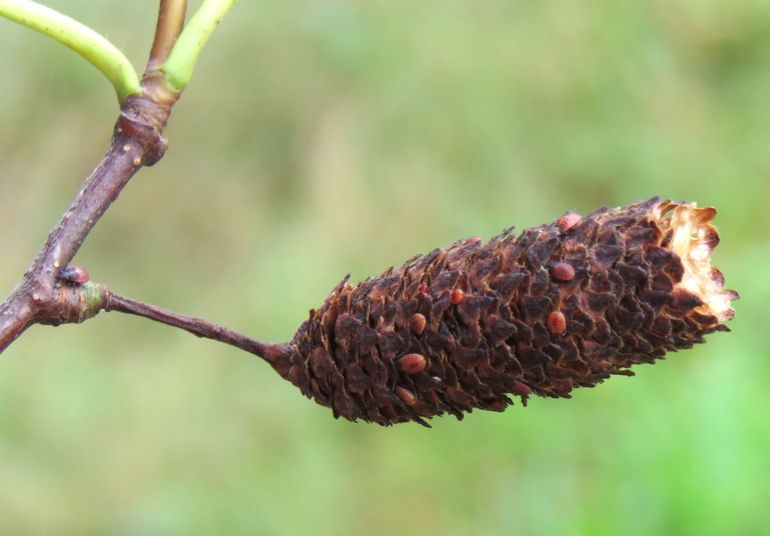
[
  {"left": 409, "top": 313, "right": 427, "bottom": 335},
  {"left": 513, "top": 381, "right": 532, "bottom": 395},
  {"left": 451, "top": 288, "right": 465, "bottom": 304},
  {"left": 399, "top": 353, "right": 427, "bottom": 374},
  {"left": 395, "top": 386, "right": 417, "bottom": 406},
  {"left": 557, "top": 211, "right": 582, "bottom": 231},
  {"left": 547, "top": 311, "right": 567, "bottom": 334},
  {"left": 551, "top": 262, "right": 576, "bottom": 281}
]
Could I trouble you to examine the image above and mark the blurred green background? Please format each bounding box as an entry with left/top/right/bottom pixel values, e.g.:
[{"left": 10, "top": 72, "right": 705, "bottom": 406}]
[{"left": 1, "top": 0, "right": 769, "bottom": 534}]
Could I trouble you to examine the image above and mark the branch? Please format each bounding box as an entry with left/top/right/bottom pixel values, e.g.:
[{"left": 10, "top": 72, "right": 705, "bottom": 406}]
[
  {"left": 104, "top": 293, "right": 291, "bottom": 363},
  {"left": 147, "top": 0, "right": 188, "bottom": 71},
  {"left": 0, "top": 278, "right": 293, "bottom": 364},
  {"left": 0, "top": 280, "right": 107, "bottom": 353},
  {"left": 161, "top": 0, "right": 237, "bottom": 91},
  {"left": 31, "top": 94, "right": 173, "bottom": 278},
  {"left": 0, "top": 0, "right": 251, "bottom": 358},
  {"left": 0, "top": 0, "right": 141, "bottom": 101},
  {"left": 0, "top": 85, "right": 177, "bottom": 355},
  {"left": 0, "top": 289, "right": 35, "bottom": 352}
]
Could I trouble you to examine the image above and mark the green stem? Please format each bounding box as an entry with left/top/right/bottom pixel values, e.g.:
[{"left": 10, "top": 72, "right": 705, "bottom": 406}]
[
  {"left": 161, "top": 0, "right": 236, "bottom": 91},
  {"left": 0, "top": 0, "right": 141, "bottom": 101}
]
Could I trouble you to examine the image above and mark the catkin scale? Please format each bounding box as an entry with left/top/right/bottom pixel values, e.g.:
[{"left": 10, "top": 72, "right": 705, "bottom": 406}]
[{"left": 270, "top": 198, "right": 737, "bottom": 426}]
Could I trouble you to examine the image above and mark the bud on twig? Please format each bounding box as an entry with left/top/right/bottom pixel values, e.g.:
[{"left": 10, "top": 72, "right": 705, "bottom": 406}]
[{"left": 271, "top": 198, "right": 737, "bottom": 426}]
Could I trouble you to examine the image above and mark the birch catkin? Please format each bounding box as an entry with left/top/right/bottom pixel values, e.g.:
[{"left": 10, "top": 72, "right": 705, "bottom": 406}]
[{"left": 270, "top": 198, "right": 737, "bottom": 426}]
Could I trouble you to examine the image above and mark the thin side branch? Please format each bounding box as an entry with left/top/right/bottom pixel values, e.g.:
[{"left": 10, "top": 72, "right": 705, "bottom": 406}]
[
  {"left": 104, "top": 292, "right": 291, "bottom": 363},
  {"left": 147, "top": 0, "right": 188, "bottom": 71},
  {"left": 0, "top": 0, "right": 141, "bottom": 101}
]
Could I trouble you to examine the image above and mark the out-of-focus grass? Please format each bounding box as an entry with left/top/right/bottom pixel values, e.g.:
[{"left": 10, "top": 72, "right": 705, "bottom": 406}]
[{"left": 0, "top": 1, "right": 769, "bottom": 534}]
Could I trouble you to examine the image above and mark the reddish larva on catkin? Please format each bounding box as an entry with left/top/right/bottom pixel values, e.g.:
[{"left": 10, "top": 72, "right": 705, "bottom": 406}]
[
  {"left": 547, "top": 311, "right": 567, "bottom": 335},
  {"left": 399, "top": 353, "right": 427, "bottom": 374},
  {"left": 271, "top": 198, "right": 737, "bottom": 426},
  {"left": 450, "top": 288, "right": 465, "bottom": 305},
  {"left": 395, "top": 386, "right": 417, "bottom": 406},
  {"left": 557, "top": 211, "right": 582, "bottom": 231},
  {"left": 409, "top": 313, "right": 426, "bottom": 335},
  {"left": 551, "top": 262, "right": 575, "bottom": 282}
]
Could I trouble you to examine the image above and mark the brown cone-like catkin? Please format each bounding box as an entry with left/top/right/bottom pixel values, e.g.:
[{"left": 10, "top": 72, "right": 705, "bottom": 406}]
[{"left": 270, "top": 198, "right": 737, "bottom": 426}]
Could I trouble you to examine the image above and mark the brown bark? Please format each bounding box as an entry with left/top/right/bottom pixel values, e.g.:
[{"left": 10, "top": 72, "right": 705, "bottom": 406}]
[{"left": 0, "top": 78, "right": 176, "bottom": 354}]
